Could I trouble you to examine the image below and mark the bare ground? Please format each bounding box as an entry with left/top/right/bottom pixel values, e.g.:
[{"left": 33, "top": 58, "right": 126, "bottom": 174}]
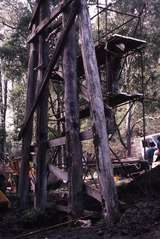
[{"left": 1, "top": 166, "right": 160, "bottom": 239}]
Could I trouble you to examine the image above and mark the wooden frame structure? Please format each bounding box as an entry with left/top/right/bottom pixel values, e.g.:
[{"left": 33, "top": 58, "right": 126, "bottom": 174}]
[{"left": 18, "top": 0, "right": 146, "bottom": 224}]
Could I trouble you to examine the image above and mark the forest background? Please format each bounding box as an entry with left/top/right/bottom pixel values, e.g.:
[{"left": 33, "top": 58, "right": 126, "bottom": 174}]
[{"left": 0, "top": 0, "right": 160, "bottom": 159}]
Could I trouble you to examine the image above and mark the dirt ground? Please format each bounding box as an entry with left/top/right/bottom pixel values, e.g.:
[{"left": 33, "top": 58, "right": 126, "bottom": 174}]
[{"left": 1, "top": 166, "right": 160, "bottom": 239}]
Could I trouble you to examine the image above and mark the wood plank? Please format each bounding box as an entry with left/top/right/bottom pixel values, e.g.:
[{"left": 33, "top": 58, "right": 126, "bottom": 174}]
[
  {"left": 48, "top": 128, "right": 93, "bottom": 147},
  {"left": 80, "top": 128, "right": 93, "bottom": 141},
  {"left": 34, "top": 0, "right": 50, "bottom": 210},
  {"left": 19, "top": 26, "right": 38, "bottom": 209},
  {"left": 49, "top": 164, "right": 68, "bottom": 183},
  {"left": 28, "top": 0, "right": 74, "bottom": 43},
  {"left": 79, "top": 0, "right": 119, "bottom": 223},
  {"left": 48, "top": 136, "right": 65, "bottom": 147},
  {"left": 85, "top": 184, "right": 102, "bottom": 203},
  {"left": 18, "top": 4, "right": 79, "bottom": 140},
  {"left": 49, "top": 165, "right": 101, "bottom": 203},
  {"left": 63, "top": 0, "right": 83, "bottom": 215},
  {"left": 28, "top": 0, "right": 43, "bottom": 30}
]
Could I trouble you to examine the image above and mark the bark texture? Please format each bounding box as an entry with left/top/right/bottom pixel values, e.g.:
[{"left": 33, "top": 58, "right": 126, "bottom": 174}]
[
  {"left": 79, "top": 0, "right": 119, "bottom": 223},
  {"left": 34, "top": 0, "right": 49, "bottom": 210},
  {"left": 63, "top": 1, "right": 83, "bottom": 216}
]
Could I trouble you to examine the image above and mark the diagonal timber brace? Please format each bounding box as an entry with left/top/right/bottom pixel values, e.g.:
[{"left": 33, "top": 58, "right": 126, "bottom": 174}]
[
  {"left": 28, "top": 0, "right": 74, "bottom": 43},
  {"left": 18, "top": 1, "right": 80, "bottom": 140}
]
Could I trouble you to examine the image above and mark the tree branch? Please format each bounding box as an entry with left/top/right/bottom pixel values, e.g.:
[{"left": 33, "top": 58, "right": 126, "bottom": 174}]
[{"left": 0, "top": 19, "right": 16, "bottom": 30}]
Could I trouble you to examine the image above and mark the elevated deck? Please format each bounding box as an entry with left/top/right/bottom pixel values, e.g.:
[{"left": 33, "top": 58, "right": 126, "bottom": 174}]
[
  {"left": 106, "top": 92, "right": 143, "bottom": 107},
  {"left": 51, "top": 72, "right": 143, "bottom": 109},
  {"left": 106, "top": 34, "right": 146, "bottom": 53},
  {"left": 77, "top": 35, "right": 146, "bottom": 77}
]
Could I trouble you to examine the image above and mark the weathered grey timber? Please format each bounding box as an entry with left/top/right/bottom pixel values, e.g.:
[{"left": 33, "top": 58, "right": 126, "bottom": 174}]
[
  {"left": 48, "top": 165, "right": 102, "bottom": 203},
  {"left": 85, "top": 185, "right": 102, "bottom": 203},
  {"left": 63, "top": 0, "right": 83, "bottom": 216},
  {"left": 28, "top": 0, "right": 74, "bottom": 43},
  {"left": 19, "top": 39, "right": 37, "bottom": 209},
  {"left": 0, "top": 65, "right": 5, "bottom": 158},
  {"left": 18, "top": 4, "right": 79, "bottom": 140},
  {"left": 20, "top": 130, "right": 90, "bottom": 160},
  {"left": 34, "top": 0, "right": 49, "bottom": 210},
  {"left": 48, "top": 128, "right": 93, "bottom": 147},
  {"left": 29, "top": 0, "right": 43, "bottom": 30},
  {"left": 79, "top": 0, "right": 119, "bottom": 223},
  {"left": 49, "top": 164, "right": 68, "bottom": 182}
]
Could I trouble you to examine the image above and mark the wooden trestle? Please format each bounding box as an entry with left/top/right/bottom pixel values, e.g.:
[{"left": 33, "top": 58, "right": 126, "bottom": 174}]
[{"left": 18, "top": 0, "right": 146, "bottom": 223}]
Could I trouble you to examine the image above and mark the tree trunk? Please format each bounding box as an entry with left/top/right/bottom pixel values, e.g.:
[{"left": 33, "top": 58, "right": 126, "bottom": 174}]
[
  {"left": 63, "top": 2, "right": 83, "bottom": 216},
  {"left": 34, "top": 0, "right": 49, "bottom": 210},
  {"left": 79, "top": 0, "right": 119, "bottom": 223}
]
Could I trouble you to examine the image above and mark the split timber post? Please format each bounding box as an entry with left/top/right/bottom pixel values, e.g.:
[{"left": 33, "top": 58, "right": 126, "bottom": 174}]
[
  {"left": 79, "top": 0, "right": 119, "bottom": 223},
  {"left": 63, "top": 0, "right": 83, "bottom": 216},
  {"left": 19, "top": 31, "right": 37, "bottom": 209},
  {"left": 34, "top": 0, "right": 50, "bottom": 210}
]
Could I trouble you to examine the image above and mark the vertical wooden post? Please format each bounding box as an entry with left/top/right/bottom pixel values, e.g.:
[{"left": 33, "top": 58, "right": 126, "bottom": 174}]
[
  {"left": 34, "top": 0, "right": 49, "bottom": 210},
  {"left": 63, "top": 1, "right": 83, "bottom": 216},
  {"left": 126, "top": 103, "right": 132, "bottom": 156},
  {"left": 106, "top": 53, "right": 122, "bottom": 93},
  {"left": 0, "top": 64, "right": 5, "bottom": 158},
  {"left": 79, "top": 0, "right": 119, "bottom": 223},
  {"left": 19, "top": 40, "right": 37, "bottom": 209},
  {"left": 57, "top": 93, "right": 62, "bottom": 167}
]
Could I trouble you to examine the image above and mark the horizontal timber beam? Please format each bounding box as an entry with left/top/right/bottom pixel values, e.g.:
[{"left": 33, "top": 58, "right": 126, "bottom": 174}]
[
  {"left": 49, "top": 136, "right": 65, "bottom": 147},
  {"left": 48, "top": 128, "right": 93, "bottom": 147},
  {"left": 28, "top": 0, "right": 43, "bottom": 30}
]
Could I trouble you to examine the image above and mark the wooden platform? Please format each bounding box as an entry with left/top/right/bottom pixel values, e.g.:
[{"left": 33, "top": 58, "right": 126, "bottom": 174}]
[
  {"left": 107, "top": 34, "right": 146, "bottom": 53},
  {"left": 106, "top": 92, "right": 143, "bottom": 107},
  {"left": 77, "top": 35, "right": 146, "bottom": 77},
  {"left": 51, "top": 71, "right": 143, "bottom": 108},
  {"left": 112, "top": 159, "right": 149, "bottom": 177}
]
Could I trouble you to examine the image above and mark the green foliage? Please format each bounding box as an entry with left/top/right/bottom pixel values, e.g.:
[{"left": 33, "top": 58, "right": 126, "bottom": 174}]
[
  {"left": 112, "top": 0, "right": 160, "bottom": 65},
  {"left": 0, "top": 1, "right": 31, "bottom": 143},
  {"left": 0, "top": 11, "right": 31, "bottom": 78},
  {"left": 110, "top": 0, "right": 160, "bottom": 139},
  {"left": 9, "top": 82, "right": 26, "bottom": 137}
]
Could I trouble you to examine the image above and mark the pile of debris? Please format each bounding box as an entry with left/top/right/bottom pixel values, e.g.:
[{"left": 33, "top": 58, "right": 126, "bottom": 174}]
[{"left": 118, "top": 166, "right": 160, "bottom": 203}]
